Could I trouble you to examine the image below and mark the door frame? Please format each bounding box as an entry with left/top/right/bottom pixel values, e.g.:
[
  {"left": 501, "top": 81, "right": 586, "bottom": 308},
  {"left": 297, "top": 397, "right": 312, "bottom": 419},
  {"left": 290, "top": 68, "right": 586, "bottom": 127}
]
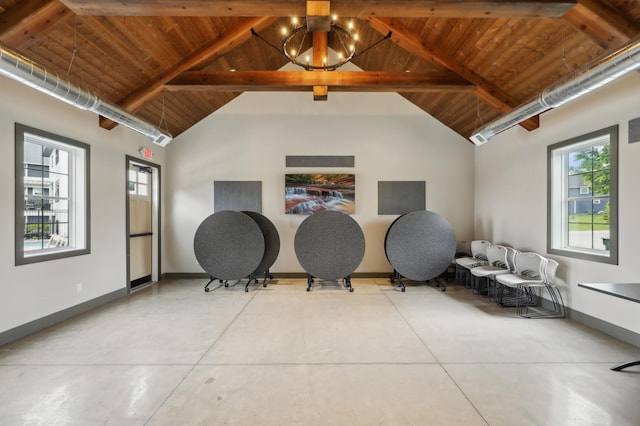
[{"left": 126, "top": 155, "right": 161, "bottom": 292}]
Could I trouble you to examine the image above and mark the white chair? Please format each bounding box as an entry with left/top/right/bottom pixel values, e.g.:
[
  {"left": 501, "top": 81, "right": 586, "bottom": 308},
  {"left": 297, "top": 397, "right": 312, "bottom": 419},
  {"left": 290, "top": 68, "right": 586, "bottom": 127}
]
[
  {"left": 455, "top": 240, "right": 491, "bottom": 287},
  {"left": 470, "top": 245, "right": 517, "bottom": 297},
  {"left": 515, "top": 258, "right": 566, "bottom": 318},
  {"left": 495, "top": 252, "right": 546, "bottom": 311},
  {"left": 496, "top": 253, "right": 565, "bottom": 318}
]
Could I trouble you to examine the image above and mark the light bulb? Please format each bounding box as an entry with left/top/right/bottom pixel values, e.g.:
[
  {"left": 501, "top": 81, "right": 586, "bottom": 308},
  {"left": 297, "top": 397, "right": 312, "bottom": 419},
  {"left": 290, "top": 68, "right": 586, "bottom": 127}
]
[
  {"left": 281, "top": 27, "right": 288, "bottom": 35},
  {"left": 338, "top": 52, "right": 344, "bottom": 59},
  {"left": 354, "top": 33, "right": 359, "bottom": 41},
  {"left": 348, "top": 21, "right": 354, "bottom": 30},
  {"left": 292, "top": 17, "right": 299, "bottom": 25},
  {"left": 290, "top": 49, "right": 297, "bottom": 57},
  {"left": 332, "top": 14, "right": 337, "bottom": 21}
]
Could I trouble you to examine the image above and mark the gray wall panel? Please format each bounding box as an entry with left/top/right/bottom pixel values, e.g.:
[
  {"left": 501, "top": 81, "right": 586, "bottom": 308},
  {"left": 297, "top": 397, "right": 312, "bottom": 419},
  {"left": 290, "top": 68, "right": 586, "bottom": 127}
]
[
  {"left": 378, "top": 181, "right": 426, "bottom": 215},
  {"left": 286, "top": 155, "right": 355, "bottom": 167},
  {"left": 214, "top": 181, "right": 262, "bottom": 212}
]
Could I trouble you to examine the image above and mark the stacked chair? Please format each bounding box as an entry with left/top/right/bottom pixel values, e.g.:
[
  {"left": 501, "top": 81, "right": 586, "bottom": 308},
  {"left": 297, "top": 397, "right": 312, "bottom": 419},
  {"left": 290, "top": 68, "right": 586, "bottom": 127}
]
[
  {"left": 454, "top": 241, "right": 566, "bottom": 319},
  {"left": 455, "top": 240, "right": 491, "bottom": 287},
  {"left": 469, "top": 245, "right": 516, "bottom": 298},
  {"left": 495, "top": 252, "right": 566, "bottom": 318}
]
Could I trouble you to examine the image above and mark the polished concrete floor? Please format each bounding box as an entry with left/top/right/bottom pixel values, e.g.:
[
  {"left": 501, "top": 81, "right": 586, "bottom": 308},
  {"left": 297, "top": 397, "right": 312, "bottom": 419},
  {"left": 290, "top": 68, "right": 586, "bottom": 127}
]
[{"left": 1, "top": 278, "right": 639, "bottom": 425}]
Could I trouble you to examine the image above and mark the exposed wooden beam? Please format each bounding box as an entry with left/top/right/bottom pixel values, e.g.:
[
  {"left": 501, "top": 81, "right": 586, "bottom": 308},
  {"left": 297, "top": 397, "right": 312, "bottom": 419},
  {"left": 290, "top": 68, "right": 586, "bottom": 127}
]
[
  {"left": 99, "top": 16, "right": 276, "bottom": 130},
  {"left": 310, "top": 1, "right": 330, "bottom": 101},
  {"left": 0, "top": 0, "right": 70, "bottom": 49},
  {"left": 60, "top": 1, "right": 576, "bottom": 18},
  {"left": 563, "top": 0, "right": 640, "bottom": 50},
  {"left": 367, "top": 17, "right": 540, "bottom": 131},
  {"left": 312, "top": 31, "right": 329, "bottom": 100},
  {"left": 165, "top": 71, "right": 474, "bottom": 92}
]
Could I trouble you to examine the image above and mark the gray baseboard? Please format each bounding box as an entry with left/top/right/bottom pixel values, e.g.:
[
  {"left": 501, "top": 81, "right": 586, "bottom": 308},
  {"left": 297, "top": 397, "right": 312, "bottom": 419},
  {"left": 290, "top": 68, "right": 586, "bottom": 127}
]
[
  {"left": 567, "top": 306, "right": 640, "bottom": 348},
  {"left": 0, "top": 288, "right": 127, "bottom": 346},
  {"left": 162, "top": 272, "right": 209, "bottom": 280},
  {"left": 163, "top": 272, "right": 393, "bottom": 280},
  {"left": 535, "top": 296, "right": 639, "bottom": 348}
]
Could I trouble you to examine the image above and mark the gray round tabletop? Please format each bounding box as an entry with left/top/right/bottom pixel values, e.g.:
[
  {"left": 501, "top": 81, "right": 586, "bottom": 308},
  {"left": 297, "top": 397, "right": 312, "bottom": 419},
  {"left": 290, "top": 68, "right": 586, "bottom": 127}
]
[
  {"left": 294, "top": 211, "right": 365, "bottom": 280},
  {"left": 242, "top": 211, "right": 280, "bottom": 277},
  {"left": 193, "top": 210, "right": 265, "bottom": 281},
  {"left": 385, "top": 210, "right": 456, "bottom": 281}
]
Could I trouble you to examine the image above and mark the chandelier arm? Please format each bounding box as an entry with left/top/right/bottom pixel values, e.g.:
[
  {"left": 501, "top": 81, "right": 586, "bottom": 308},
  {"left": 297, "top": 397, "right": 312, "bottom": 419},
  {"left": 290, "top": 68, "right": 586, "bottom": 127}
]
[
  {"left": 352, "top": 31, "right": 393, "bottom": 60},
  {"left": 250, "top": 28, "right": 284, "bottom": 56},
  {"left": 335, "top": 30, "right": 349, "bottom": 56},
  {"left": 295, "top": 29, "right": 308, "bottom": 60}
]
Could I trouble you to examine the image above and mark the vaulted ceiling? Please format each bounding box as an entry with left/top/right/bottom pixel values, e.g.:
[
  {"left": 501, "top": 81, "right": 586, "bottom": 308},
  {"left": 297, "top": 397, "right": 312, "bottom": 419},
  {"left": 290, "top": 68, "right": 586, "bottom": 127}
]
[{"left": 1, "top": 1, "right": 640, "bottom": 143}]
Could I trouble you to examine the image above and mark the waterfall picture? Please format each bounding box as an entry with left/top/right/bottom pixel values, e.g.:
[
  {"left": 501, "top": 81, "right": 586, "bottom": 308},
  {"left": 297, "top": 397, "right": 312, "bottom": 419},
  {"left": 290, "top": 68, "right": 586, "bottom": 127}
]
[{"left": 285, "top": 174, "right": 355, "bottom": 215}]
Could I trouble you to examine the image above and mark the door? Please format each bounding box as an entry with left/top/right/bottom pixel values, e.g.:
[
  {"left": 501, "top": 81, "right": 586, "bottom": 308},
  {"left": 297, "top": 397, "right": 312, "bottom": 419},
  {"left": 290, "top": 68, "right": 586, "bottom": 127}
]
[{"left": 127, "top": 160, "right": 158, "bottom": 289}]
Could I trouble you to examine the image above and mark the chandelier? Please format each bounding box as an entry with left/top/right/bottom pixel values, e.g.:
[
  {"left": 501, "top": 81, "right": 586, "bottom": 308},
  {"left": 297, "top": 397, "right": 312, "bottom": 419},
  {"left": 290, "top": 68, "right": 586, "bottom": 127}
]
[{"left": 252, "top": 16, "right": 391, "bottom": 72}]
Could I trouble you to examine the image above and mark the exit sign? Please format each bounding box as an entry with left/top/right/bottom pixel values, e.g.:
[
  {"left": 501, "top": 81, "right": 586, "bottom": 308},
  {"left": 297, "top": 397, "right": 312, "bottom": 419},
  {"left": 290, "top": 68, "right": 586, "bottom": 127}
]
[{"left": 139, "top": 147, "right": 153, "bottom": 159}]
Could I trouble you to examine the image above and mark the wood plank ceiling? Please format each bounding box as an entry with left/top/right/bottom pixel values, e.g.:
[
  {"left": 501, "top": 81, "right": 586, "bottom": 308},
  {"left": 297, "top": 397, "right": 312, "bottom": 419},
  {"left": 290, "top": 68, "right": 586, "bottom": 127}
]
[{"left": 1, "top": 1, "right": 640, "bottom": 142}]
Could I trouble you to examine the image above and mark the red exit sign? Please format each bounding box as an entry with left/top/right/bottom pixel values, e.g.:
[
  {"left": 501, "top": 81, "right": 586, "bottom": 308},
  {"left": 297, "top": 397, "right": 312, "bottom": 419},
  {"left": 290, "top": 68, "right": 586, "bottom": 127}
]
[{"left": 139, "top": 147, "right": 153, "bottom": 159}]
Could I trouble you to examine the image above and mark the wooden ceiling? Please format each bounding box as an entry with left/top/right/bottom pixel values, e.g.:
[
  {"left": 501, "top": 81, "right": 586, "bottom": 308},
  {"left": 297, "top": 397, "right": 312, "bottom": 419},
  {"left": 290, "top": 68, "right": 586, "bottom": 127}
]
[{"left": 1, "top": 1, "right": 640, "bottom": 142}]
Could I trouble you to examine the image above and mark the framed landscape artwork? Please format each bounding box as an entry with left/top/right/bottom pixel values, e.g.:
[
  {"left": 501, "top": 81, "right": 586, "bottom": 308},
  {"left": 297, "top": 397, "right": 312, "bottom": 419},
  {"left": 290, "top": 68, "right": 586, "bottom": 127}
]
[{"left": 285, "top": 174, "right": 355, "bottom": 214}]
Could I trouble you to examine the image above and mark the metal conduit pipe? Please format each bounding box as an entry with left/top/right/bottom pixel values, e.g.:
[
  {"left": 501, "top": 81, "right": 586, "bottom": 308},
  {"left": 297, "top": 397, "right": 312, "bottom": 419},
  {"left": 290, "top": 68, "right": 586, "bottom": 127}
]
[
  {"left": 470, "top": 33, "right": 640, "bottom": 146},
  {"left": 0, "top": 43, "right": 172, "bottom": 146}
]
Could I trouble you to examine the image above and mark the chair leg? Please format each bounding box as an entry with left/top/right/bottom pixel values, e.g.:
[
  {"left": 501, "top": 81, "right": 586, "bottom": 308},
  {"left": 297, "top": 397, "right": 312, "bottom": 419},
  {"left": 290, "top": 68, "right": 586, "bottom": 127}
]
[{"left": 518, "top": 285, "right": 566, "bottom": 318}]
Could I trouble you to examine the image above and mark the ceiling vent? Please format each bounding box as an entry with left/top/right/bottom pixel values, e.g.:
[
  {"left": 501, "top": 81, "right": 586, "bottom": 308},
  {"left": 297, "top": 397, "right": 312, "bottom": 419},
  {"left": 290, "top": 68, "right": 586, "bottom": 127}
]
[
  {"left": 0, "top": 43, "right": 172, "bottom": 146},
  {"left": 470, "top": 33, "right": 640, "bottom": 145}
]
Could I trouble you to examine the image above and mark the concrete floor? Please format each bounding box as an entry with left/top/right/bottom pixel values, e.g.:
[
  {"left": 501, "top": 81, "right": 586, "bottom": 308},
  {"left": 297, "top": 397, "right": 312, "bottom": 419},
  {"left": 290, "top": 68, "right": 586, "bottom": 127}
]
[{"left": 0, "top": 278, "right": 639, "bottom": 425}]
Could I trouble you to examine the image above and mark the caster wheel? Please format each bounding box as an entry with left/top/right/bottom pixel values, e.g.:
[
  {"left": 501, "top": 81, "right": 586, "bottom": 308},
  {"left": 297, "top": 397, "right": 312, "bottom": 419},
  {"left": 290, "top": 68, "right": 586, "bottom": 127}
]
[
  {"left": 254, "top": 279, "right": 258, "bottom": 284},
  {"left": 219, "top": 279, "right": 224, "bottom": 283},
  {"left": 306, "top": 287, "right": 311, "bottom": 292},
  {"left": 263, "top": 284, "right": 267, "bottom": 288},
  {"left": 245, "top": 288, "right": 249, "bottom": 292},
  {"left": 205, "top": 288, "right": 210, "bottom": 292},
  {"left": 224, "top": 282, "right": 229, "bottom": 287},
  {"left": 401, "top": 287, "right": 406, "bottom": 292},
  {"left": 349, "top": 287, "right": 354, "bottom": 293}
]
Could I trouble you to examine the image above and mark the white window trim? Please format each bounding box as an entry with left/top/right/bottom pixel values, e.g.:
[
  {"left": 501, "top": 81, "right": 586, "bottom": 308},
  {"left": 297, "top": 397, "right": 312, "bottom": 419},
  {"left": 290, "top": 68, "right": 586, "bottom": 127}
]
[{"left": 547, "top": 125, "right": 618, "bottom": 265}]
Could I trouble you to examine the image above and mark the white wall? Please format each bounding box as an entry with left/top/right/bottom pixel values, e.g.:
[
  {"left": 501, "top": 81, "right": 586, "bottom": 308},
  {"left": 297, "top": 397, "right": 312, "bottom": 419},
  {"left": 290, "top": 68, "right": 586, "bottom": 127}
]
[
  {"left": 165, "top": 89, "right": 475, "bottom": 275},
  {"left": 474, "top": 72, "right": 640, "bottom": 334},
  {"left": 0, "top": 77, "right": 165, "bottom": 334}
]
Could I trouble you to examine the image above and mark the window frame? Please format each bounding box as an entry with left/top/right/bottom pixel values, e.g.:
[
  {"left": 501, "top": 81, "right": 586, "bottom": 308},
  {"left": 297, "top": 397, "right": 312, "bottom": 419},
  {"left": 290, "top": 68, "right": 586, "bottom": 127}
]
[
  {"left": 15, "top": 123, "right": 91, "bottom": 265},
  {"left": 547, "top": 125, "right": 618, "bottom": 265}
]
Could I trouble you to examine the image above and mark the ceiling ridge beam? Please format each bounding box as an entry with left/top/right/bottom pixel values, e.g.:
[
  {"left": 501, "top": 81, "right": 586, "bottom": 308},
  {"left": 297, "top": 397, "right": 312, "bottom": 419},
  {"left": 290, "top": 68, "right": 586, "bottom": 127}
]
[
  {"left": 367, "top": 17, "right": 540, "bottom": 131},
  {"left": 99, "top": 16, "right": 276, "bottom": 130},
  {"left": 165, "top": 70, "right": 474, "bottom": 92},
  {"left": 563, "top": 0, "right": 640, "bottom": 50},
  {"left": 60, "top": 0, "right": 576, "bottom": 19},
  {"left": 0, "top": 0, "right": 70, "bottom": 49}
]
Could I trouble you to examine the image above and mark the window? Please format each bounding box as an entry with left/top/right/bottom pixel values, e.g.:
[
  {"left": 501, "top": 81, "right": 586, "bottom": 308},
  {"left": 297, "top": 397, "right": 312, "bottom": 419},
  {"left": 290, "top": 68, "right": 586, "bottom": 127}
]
[
  {"left": 548, "top": 125, "right": 618, "bottom": 264},
  {"left": 128, "top": 167, "right": 149, "bottom": 196},
  {"left": 15, "top": 124, "right": 90, "bottom": 265}
]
